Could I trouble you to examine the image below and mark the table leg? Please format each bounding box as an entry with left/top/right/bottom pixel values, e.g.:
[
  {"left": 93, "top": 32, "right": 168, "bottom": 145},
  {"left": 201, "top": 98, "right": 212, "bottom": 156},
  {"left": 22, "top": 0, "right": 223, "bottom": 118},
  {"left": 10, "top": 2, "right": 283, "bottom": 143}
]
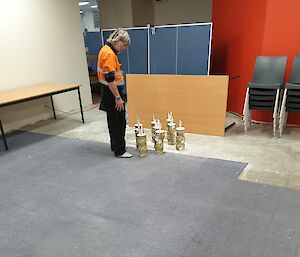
[
  {"left": 50, "top": 95, "right": 56, "bottom": 119},
  {"left": 77, "top": 88, "right": 85, "bottom": 123},
  {"left": 0, "top": 119, "right": 8, "bottom": 151}
]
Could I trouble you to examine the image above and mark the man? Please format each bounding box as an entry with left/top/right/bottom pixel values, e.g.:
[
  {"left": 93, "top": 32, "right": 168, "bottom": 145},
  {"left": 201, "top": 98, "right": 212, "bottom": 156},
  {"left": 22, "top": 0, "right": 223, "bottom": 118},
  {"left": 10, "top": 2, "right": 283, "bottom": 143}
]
[{"left": 97, "top": 28, "right": 132, "bottom": 158}]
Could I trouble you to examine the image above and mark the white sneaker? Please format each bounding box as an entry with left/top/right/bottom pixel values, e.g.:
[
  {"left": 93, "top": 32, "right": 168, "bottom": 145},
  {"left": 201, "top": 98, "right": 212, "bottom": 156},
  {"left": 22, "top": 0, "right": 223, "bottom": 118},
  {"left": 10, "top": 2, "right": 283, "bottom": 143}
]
[{"left": 117, "top": 152, "right": 133, "bottom": 158}]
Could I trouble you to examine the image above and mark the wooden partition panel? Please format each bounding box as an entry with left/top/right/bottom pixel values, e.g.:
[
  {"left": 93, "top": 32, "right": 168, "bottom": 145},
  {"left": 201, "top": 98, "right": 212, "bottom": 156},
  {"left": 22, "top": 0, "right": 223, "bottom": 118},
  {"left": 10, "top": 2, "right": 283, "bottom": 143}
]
[{"left": 126, "top": 74, "right": 229, "bottom": 136}]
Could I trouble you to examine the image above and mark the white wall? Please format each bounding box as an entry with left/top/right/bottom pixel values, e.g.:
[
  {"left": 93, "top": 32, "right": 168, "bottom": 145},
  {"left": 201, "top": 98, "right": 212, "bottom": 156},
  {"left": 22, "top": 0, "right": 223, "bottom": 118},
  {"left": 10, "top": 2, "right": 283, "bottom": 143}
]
[
  {"left": 99, "top": 0, "right": 211, "bottom": 29},
  {"left": 100, "top": 0, "right": 133, "bottom": 29},
  {"left": 132, "top": 0, "right": 154, "bottom": 27},
  {"left": 0, "top": 0, "right": 92, "bottom": 132},
  {"left": 153, "top": 0, "right": 212, "bottom": 25}
]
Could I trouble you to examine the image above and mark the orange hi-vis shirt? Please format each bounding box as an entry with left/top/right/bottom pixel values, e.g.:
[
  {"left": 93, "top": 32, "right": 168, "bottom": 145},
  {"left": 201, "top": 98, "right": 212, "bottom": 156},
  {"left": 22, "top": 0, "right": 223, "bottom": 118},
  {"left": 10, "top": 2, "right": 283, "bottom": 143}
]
[{"left": 97, "top": 44, "right": 124, "bottom": 86}]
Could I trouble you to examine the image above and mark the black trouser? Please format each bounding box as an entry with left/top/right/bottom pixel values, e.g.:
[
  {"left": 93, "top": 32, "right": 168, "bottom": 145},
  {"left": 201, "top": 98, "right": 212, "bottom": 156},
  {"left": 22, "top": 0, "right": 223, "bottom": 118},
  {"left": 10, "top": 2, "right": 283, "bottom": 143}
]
[{"left": 100, "top": 85, "right": 126, "bottom": 156}]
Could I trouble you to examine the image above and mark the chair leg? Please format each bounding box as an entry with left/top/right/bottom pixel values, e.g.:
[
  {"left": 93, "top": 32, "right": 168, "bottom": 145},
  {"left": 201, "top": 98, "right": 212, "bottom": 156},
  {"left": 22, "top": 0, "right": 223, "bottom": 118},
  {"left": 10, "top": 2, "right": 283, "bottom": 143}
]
[
  {"left": 284, "top": 111, "right": 288, "bottom": 130},
  {"left": 249, "top": 110, "right": 253, "bottom": 125},
  {"left": 277, "top": 89, "right": 282, "bottom": 128},
  {"left": 279, "top": 111, "right": 286, "bottom": 138},
  {"left": 273, "top": 89, "right": 280, "bottom": 136},
  {"left": 278, "top": 89, "right": 283, "bottom": 113},
  {"left": 243, "top": 88, "right": 250, "bottom": 133},
  {"left": 279, "top": 88, "right": 287, "bottom": 137}
]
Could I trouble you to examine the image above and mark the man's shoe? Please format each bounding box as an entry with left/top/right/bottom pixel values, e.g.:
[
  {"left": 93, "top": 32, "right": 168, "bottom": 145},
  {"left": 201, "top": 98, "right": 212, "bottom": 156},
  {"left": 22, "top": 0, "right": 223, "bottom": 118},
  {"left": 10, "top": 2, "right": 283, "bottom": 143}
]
[{"left": 116, "top": 152, "right": 133, "bottom": 158}]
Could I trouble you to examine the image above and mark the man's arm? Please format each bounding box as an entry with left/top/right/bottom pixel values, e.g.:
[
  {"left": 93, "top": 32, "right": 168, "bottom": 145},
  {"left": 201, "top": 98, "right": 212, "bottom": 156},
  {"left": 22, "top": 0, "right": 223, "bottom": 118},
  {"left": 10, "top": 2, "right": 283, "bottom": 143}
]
[
  {"left": 102, "top": 53, "right": 124, "bottom": 111},
  {"left": 108, "top": 80, "right": 124, "bottom": 111}
]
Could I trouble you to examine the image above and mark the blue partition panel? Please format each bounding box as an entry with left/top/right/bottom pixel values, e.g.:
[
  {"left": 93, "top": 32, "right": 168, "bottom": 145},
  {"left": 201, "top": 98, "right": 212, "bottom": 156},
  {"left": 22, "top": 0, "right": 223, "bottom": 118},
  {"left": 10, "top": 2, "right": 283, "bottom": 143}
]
[
  {"left": 177, "top": 25, "right": 211, "bottom": 75},
  {"left": 150, "top": 27, "right": 177, "bottom": 74},
  {"left": 118, "top": 50, "right": 129, "bottom": 75},
  {"left": 127, "top": 29, "right": 148, "bottom": 74},
  {"left": 102, "top": 31, "right": 110, "bottom": 44},
  {"left": 84, "top": 32, "right": 102, "bottom": 72},
  {"left": 102, "top": 23, "right": 212, "bottom": 78},
  {"left": 84, "top": 32, "right": 102, "bottom": 55}
]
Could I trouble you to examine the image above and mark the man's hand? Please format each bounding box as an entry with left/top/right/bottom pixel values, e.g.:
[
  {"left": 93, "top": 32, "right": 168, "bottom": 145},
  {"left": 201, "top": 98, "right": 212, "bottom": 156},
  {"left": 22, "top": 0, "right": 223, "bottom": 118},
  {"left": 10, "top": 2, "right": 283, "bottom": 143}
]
[
  {"left": 108, "top": 82, "right": 124, "bottom": 111},
  {"left": 115, "top": 98, "right": 124, "bottom": 111}
]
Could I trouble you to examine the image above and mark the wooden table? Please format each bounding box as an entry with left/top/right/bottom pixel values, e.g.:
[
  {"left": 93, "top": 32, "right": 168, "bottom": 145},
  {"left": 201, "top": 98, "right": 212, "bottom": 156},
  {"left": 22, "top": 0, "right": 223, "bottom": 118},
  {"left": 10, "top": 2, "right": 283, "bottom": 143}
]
[{"left": 0, "top": 84, "right": 85, "bottom": 150}]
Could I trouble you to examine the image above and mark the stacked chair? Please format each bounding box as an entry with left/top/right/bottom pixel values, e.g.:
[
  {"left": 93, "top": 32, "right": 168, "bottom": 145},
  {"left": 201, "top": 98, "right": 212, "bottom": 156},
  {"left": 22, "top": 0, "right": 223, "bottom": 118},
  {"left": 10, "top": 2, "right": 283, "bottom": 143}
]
[
  {"left": 243, "top": 56, "right": 288, "bottom": 136},
  {"left": 279, "top": 54, "right": 300, "bottom": 137}
]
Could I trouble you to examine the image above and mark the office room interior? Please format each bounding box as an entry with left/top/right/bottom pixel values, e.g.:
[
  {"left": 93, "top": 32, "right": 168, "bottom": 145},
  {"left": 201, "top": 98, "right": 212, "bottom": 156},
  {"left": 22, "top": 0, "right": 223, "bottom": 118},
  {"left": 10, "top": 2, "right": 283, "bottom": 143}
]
[{"left": 0, "top": 0, "right": 300, "bottom": 257}]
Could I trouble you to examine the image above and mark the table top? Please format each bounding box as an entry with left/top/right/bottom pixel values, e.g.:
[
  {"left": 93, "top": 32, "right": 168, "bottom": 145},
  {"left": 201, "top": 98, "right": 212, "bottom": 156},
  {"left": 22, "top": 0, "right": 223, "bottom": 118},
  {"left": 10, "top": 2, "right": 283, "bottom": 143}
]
[{"left": 0, "top": 84, "right": 80, "bottom": 107}]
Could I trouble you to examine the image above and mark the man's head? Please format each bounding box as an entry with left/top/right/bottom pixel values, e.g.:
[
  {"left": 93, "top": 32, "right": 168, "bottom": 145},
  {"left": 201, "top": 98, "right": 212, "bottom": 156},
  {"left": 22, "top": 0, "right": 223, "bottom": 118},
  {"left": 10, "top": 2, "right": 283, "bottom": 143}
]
[{"left": 107, "top": 28, "right": 131, "bottom": 54}]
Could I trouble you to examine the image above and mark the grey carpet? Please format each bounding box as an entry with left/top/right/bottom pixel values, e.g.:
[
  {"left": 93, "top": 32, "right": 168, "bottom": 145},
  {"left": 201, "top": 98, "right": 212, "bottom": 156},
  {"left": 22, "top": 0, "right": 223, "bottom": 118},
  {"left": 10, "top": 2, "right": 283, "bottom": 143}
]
[{"left": 0, "top": 131, "right": 299, "bottom": 257}]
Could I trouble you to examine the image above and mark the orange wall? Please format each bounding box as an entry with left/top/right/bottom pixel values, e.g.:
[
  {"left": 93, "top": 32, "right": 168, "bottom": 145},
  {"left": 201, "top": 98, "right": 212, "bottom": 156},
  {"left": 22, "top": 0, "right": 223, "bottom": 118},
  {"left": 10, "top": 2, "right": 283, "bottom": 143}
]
[
  {"left": 212, "top": 0, "right": 300, "bottom": 125},
  {"left": 211, "top": 0, "right": 267, "bottom": 115},
  {"left": 261, "top": 0, "right": 300, "bottom": 124}
]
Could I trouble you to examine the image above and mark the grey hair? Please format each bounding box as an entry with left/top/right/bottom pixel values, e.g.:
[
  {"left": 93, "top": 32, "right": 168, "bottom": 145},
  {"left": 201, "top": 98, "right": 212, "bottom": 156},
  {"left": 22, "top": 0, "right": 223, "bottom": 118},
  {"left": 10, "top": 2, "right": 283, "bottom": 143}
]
[{"left": 107, "top": 28, "right": 131, "bottom": 44}]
